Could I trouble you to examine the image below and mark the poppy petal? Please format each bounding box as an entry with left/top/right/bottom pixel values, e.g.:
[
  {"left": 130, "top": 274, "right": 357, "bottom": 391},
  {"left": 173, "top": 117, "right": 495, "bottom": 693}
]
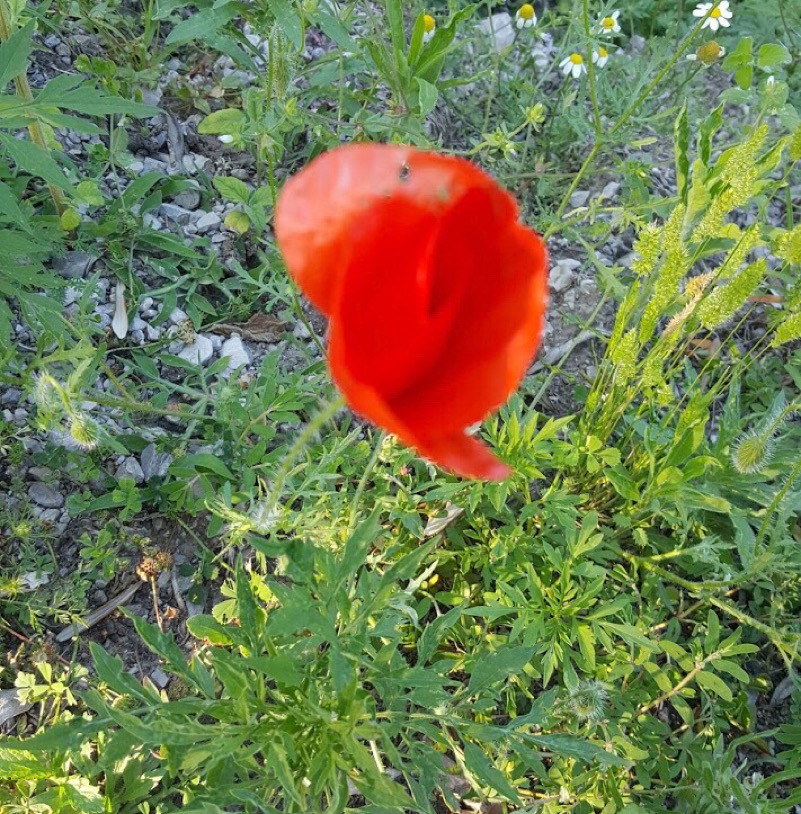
[
  {"left": 275, "top": 144, "right": 514, "bottom": 314},
  {"left": 415, "top": 431, "right": 511, "bottom": 481},
  {"left": 391, "top": 221, "right": 548, "bottom": 434}
]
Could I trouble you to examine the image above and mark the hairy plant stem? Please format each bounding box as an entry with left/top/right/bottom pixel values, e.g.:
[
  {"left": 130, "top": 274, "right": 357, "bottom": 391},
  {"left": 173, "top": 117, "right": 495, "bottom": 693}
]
[{"left": 0, "top": 0, "right": 67, "bottom": 216}]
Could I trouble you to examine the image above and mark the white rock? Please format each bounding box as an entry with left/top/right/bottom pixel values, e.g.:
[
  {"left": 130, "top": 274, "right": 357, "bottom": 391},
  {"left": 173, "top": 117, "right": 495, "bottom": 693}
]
[
  {"left": 601, "top": 181, "right": 620, "bottom": 201},
  {"left": 116, "top": 457, "right": 145, "bottom": 484},
  {"left": 551, "top": 258, "right": 581, "bottom": 293},
  {"left": 569, "top": 190, "right": 590, "bottom": 208},
  {"left": 141, "top": 444, "right": 173, "bottom": 479},
  {"left": 477, "top": 13, "right": 515, "bottom": 53},
  {"left": 178, "top": 334, "right": 214, "bottom": 365},
  {"left": 220, "top": 335, "right": 250, "bottom": 377},
  {"left": 28, "top": 482, "right": 64, "bottom": 508},
  {"left": 195, "top": 212, "right": 222, "bottom": 233},
  {"left": 169, "top": 307, "right": 188, "bottom": 325}
]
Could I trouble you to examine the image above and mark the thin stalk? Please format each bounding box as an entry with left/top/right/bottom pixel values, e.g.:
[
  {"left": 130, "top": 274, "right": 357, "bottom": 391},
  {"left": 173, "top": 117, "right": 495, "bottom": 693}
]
[{"left": 0, "top": 0, "right": 66, "bottom": 215}]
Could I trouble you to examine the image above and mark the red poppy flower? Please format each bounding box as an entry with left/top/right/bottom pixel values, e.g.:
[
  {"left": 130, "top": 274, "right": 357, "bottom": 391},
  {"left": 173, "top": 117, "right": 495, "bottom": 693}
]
[{"left": 275, "top": 144, "right": 548, "bottom": 480}]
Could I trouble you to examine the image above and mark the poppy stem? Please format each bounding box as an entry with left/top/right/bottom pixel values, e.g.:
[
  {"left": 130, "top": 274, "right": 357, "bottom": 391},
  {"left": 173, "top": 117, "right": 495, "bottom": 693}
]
[
  {"left": 263, "top": 395, "right": 347, "bottom": 521},
  {"left": 348, "top": 430, "right": 387, "bottom": 535}
]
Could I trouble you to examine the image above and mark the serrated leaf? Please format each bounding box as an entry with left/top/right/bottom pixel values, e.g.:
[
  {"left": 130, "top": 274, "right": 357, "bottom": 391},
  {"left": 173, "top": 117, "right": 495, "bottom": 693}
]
[
  {"left": 468, "top": 646, "right": 533, "bottom": 695},
  {"left": 213, "top": 175, "right": 250, "bottom": 204},
  {"left": 463, "top": 740, "right": 521, "bottom": 803},
  {"left": 0, "top": 134, "right": 71, "bottom": 189}
]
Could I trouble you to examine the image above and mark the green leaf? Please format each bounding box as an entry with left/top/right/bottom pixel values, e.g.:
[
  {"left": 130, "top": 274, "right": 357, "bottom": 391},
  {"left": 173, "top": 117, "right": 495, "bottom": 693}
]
[
  {"left": 0, "top": 178, "right": 31, "bottom": 231},
  {"left": 468, "top": 646, "right": 534, "bottom": 695},
  {"left": 415, "top": 76, "right": 438, "bottom": 115},
  {"left": 166, "top": 3, "right": 241, "bottom": 45},
  {"left": 170, "top": 453, "right": 236, "bottom": 481},
  {"left": 60, "top": 208, "right": 81, "bottom": 231},
  {"left": 384, "top": 0, "right": 406, "bottom": 58},
  {"left": 0, "top": 20, "right": 34, "bottom": 88},
  {"left": 735, "top": 64, "right": 753, "bottom": 91},
  {"left": 674, "top": 101, "right": 689, "bottom": 205},
  {"left": 270, "top": 0, "right": 303, "bottom": 50},
  {"left": 224, "top": 209, "right": 250, "bottom": 234},
  {"left": 198, "top": 108, "right": 246, "bottom": 135},
  {"left": 696, "top": 669, "right": 733, "bottom": 701},
  {"left": 463, "top": 740, "right": 521, "bottom": 803},
  {"left": 757, "top": 43, "right": 790, "bottom": 69},
  {"left": 186, "top": 614, "right": 234, "bottom": 645},
  {"left": 75, "top": 180, "right": 104, "bottom": 205},
  {"left": 0, "top": 134, "right": 72, "bottom": 189},
  {"left": 521, "top": 733, "right": 627, "bottom": 766},
  {"left": 315, "top": 11, "right": 357, "bottom": 50},
  {"left": 213, "top": 175, "right": 250, "bottom": 204},
  {"left": 722, "top": 36, "right": 752, "bottom": 70},
  {"left": 711, "top": 658, "right": 750, "bottom": 683},
  {"left": 245, "top": 654, "right": 303, "bottom": 687}
]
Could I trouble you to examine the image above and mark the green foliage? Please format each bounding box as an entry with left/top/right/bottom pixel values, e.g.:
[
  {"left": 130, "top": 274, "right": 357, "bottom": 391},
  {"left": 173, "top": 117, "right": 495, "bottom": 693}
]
[{"left": 2, "top": 1, "right": 801, "bottom": 813}]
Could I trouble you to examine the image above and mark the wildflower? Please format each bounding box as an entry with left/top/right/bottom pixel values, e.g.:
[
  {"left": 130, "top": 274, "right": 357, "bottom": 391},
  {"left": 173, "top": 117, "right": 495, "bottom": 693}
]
[
  {"left": 515, "top": 3, "right": 537, "bottom": 29},
  {"left": 593, "top": 46, "right": 609, "bottom": 68},
  {"left": 598, "top": 10, "right": 621, "bottom": 35},
  {"left": 560, "top": 53, "right": 587, "bottom": 79},
  {"left": 423, "top": 13, "right": 436, "bottom": 44},
  {"left": 686, "top": 40, "right": 726, "bottom": 64},
  {"left": 275, "top": 144, "right": 549, "bottom": 480},
  {"left": 68, "top": 412, "right": 99, "bottom": 451},
  {"left": 218, "top": 135, "right": 234, "bottom": 144},
  {"left": 766, "top": 75, "right": 776, "bottom": 89},
  {"left": 692, "top": 1, "right": 733, "bottom": 32}
]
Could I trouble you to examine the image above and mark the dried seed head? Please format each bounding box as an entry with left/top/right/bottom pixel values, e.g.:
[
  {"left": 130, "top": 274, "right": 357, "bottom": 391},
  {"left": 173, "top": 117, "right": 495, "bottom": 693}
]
[{"left": 569, "top": 680, "right": 608, "bottom": 723}]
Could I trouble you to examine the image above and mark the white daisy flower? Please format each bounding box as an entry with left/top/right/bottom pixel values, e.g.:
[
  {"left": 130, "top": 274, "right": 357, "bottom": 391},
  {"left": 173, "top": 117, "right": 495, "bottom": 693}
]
[
  {"left": 422, "top": 13, "right": 436, "bottom": 44},
  {"left": 598, "top": 10, "right": 621, "bottom": 35},
  {"left": 218, "top": 135, "right": 235, "bottom": 144},
  {"left": 515, "top": 3, "right": 537, "bottom": 29},
  {"left": 560, "top": 53, "right": 587, "bottom": 79},
  {"left": 692, "top": 1, "right": 733, "bottom": 32},
  {"left": 686, "top": 40, "right": 725, "bottom": 64},
  {"left": 593, "top": 46, "right": 609, "bottom": 68}
]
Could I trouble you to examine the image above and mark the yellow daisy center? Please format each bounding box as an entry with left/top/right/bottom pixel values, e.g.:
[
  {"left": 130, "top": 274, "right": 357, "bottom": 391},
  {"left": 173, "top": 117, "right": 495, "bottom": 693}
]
[
  {"left": 570, "top": 53, "right": 584, "bottom": 65},
  {"left": 423, "top": 13, "right": 435, "bottom": 32},
  {"left": 696, "top": 40, "right": 723, "bottom": 64},
  {"left": 598, "top": 47, "right": 608, "bottom": 58},
  {"left": 519, "top": 3, "right": 535, "bottom": 19},
  {"left": 602, "top": 16, "right": 615, "bottom": 28},
  {"left": 710, "top": 6, "right": 722, "bottom": 17}
]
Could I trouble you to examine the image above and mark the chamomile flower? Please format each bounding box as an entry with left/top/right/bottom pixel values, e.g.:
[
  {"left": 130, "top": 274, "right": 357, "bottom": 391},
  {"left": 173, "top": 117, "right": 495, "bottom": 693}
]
[
  {"left": 686, "top": 40, "right": 726, "bottom": 64},
  {"left": 598, "top": 10, "right": 621, "bottom": 35},
  {"left": 515, "top": 3, "right": 537, "bottom": 29},
  {"left": 593, "top": 46, "right": 609, "bottom": 67},
  {"left": 692, "top": 1, "right": 733, "bottom": 32},
  {"left": 423, "top": 13, "right": 436, "bottom": 44},
  {"left": 560, "top": 53, "right": 587, "bottom": 79}
]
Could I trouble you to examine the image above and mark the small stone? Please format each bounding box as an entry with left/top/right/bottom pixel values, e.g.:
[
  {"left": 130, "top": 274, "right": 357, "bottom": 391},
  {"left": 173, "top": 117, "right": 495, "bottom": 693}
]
[
  {"left": 477, "top": 13, "right": 515, "bottom": 53},
  {"left": 601, "top": 181, "right": 620, "bottom": 201},
  {"left": 146, "top": 325, "right": 161, "bottom": 341},
  {"left": 195, "top": 212, "right": 222, "bottom": 233},
  {"left": 143, "top": 157, "right": 167, "bottom": 173},
  {"left": 160, "top": 203, "right": 193, "bottom": 224},
  {"left": 44, "top": 35, "right": 61, "bottom": 48},
  {"left": 1, "top": 388, "right": 20, "bottom": 406},
  {"left": 551, "top": 258, "right": 581, "bottom": 293},
  {"left": 178, "top": 334, "right": 214, "bottom": 365},
  {"left": 28, "top": 482, "right": 64, "bottom": 509},
  {"left": 220, "top": 335, "right": 250, "bottom": 377},
  {"left": 141, "top": 87, "right": 163, "bottom": 107},
  {"left": 141, "top": 444, "right": 173, "bottom": 480},
  {"left": 52, "top": 251, "right": 96, "bottom": 279},
  {"left": 28, "top": 466, "right": 53, "bottom": 481},
  {"left": 128, "top": 160, "right": 145, "bottom": 174},
  {"left": 140, "top": 296, "right": 154, "bottom": 311},
  {"left": 172, "top": 187, "right": 201, "bottom": 210},
  {"left": 150, "top": 667, "right": 170, "bottom": 689},
  {"left": 569, "top": 190, "right": 590, "bottom": 208},
  {"left": 116, "top": 457, "right": 145, "bottom": 484},
  {"left": 169, "top": 307, "right": 188, "bottom": 325}
]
